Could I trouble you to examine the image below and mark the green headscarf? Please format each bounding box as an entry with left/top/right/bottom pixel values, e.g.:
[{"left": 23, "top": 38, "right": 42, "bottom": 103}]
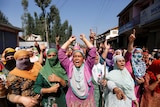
[
  {"left": 40, "top": 48, "right": 68, "bottom": 86},
  {"left": 47, "top": 48, "right": 58, "bottom": 66}
]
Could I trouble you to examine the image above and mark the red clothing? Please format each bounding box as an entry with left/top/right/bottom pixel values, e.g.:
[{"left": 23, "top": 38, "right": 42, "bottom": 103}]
[
  {"left": 147, "top": 60, "right": 160, "bottom": 93},
  {"left": 140, "top": 60, "right": 160, "bottom": 107},
  {"left": 0, "top": 62, "right": 4, "bottom": 71}
]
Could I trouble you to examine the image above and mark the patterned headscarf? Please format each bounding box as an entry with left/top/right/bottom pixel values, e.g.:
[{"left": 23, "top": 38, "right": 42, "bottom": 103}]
[{"left": 131, "top": 48, "right": 146, "bottom": 78}]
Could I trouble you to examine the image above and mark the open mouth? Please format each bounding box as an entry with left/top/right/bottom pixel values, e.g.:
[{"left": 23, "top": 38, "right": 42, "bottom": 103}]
[{"left": 75, "top": 60, "right": 80, "bottom": 64}]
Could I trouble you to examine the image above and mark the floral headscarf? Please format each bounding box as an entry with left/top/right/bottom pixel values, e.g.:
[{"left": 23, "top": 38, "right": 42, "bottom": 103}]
[{"left": 131, "top": 48, "right": 146, "bottom": 78}]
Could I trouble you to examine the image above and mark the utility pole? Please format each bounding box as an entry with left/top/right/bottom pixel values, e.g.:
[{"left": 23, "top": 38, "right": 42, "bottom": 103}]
[{"left": 45, "top": 19, "right": 49, "bottom": 48}]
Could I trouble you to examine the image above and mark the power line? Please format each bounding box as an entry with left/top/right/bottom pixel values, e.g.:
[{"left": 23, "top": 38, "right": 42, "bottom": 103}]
[
  {"left": 58, "top": 0, "right": 68, "bottom": 10},
  {"left": 93, "top": 0, "right": 111, "bottom": 34}
]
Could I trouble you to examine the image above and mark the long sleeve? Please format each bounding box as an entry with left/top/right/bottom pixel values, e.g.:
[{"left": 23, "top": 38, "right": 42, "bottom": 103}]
[
  {"left": 107, "top": 80, "right": 117, "bottom": 92},
  {"left": 58, "top": 48, "right": 71, "bottom": 73},
  {"left": 33, "top": 73, "right": 44, "bottom": 94},
  {"left": 85, "top": 47, "right": 96, "bottom": 71}
]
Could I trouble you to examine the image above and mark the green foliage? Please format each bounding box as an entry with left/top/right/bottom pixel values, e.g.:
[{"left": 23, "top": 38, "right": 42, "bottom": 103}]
[
  {"left": 22, "top": 0, "right": 72, "bottom": 45},
  {"left": 0, "top": 10, "right": 11, "bottom": 25},
  {"left": 35, "top": 0, "right": 51, "bottom": 18}
]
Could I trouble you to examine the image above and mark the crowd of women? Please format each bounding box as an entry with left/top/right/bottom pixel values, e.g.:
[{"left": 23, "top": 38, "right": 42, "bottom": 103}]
[{"left": 0, "top": 29, "right": 160, "bottom": 107}]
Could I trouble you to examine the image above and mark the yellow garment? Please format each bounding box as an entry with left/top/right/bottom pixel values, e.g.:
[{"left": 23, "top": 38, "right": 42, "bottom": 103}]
[
  {"left": 3, "top": 48, "right": 15, "bottom": 54},
  {"left": 2, "top": 48, "right": 15, "bottom": 64},
  {"left": 14, "top": 50, "right": 29, "bottom": 60},
  {"left": 9, "top": 62, "right": 42, "bottom": 81}
]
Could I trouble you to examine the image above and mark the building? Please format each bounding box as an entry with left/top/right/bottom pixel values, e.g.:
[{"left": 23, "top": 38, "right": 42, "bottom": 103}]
[
  {"left": 96, "top": 27, "right": 119, "bottom": 49},
  {"left": 19, "top": 33, "right": 48, "bottom": 49},
  {"left": 0, "top": 23, "right": 22, "bottom": 53},
  {"left": 117, "top": 0, "right": 160, "bottom": 52},
  {"left": 27, "top": 34, "right": 42, "bottom": 41}
]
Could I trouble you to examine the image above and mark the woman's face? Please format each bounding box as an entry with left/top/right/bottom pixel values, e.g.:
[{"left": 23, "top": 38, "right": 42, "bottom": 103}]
[
  {"left": 47, "top": 52, "right": 56, "bottom": 59},
  {"left": 115, "top": 50, "right": 121, "bottom": 55},
  {"left": 116, "top": 58, "right": 125, "bottom": 70},
  {"left": 73, "top": 52, "right": 84, "bottom": 68}
]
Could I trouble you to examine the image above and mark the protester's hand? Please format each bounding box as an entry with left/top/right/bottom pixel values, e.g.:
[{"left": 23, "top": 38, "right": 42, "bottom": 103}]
[
  {"left": 33, "top": 94, "right": 40, "bottom": 100},
  {"left": 34, "top": 40, "right": 39, "bottom": 47},
  {"left": 104, "top": 40, "right": 110, "bottom": 50},
  {"left": 133, "top": 100, "right": 139, "bottom": 107},
  {"left": 80, "top": 34, "right": 86, "bottom": 41},
  {"left": 55, "top": 36, "right": 60, "bottom": 44},
  {"left": 101, "top": 79, "right": 107, "bottom": 87},
  {"left": 48, "top": 74, "right": 60, "bottom": 83},
  {"left": 40, "top": 44, "right": 46, "bottom": 52},
  {"left": 89, "top": 29, "right": 96, "bottom": 41},
  {"left": 135, "top": 77, "right": 145, "bottom": 84},
  {"left": 49, "top": 83, "right": 60, "bottom": 93},
  {"left": 129, "top": 29, "right": 136, "bottom": 42},
  {"left": 21, "top": 96, "right": 39, "bottom": 107},
  {"left": 69, "top": 36, "right": 76, "bottom": 43},
  {"left": 156, "top": 74, "right": 160, "bottom": 83},
  {"left": 0, "top": 78, "right": 5, "bottom": 90},
  {"left": 113, "top": 87, "right": 126, "bottom": 100}
]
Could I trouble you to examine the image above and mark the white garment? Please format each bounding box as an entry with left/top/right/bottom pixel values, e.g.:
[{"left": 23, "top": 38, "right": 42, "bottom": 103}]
[
  {"left": 105, "top": 91, "right": 132, "bottom": 107},
  {"left": 70, "top": 65, "right": 88, "bottom": 98},
  {"left": 30, "top": 56, "right": 39, "bottom": 62},
  {"left": 92, "top": 63, "right": 108, "bottom": 84},
  {"left": 105, "top": 55, "right": 136, "bottom": 107}
]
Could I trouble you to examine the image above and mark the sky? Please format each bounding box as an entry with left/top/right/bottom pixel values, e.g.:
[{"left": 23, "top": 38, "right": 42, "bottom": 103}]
[{"left": 0, "top": 0, "right": 131, "bottom": 43}]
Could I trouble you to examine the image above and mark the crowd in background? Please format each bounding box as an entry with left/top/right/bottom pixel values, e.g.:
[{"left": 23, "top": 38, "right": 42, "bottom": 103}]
[{"left": 0, "top": 29, "right": 160, "bottom": 107}]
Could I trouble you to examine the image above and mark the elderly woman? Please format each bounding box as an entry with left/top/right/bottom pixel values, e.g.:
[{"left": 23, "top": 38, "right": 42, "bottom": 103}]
[
  {"left": 58, "top": 34, "right": 96, "bottom": 107},
  {"left": 33, "top": 48, "right": 68, "bottom": 107},
  {"left": 7, "top": 50, "right": 42, "bottom": 107},
  {"left": 105, "top": 55, "right": 138, "bottom": 107}
]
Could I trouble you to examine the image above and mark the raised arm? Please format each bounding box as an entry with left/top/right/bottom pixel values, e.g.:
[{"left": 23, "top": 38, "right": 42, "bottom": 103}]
[
  {"left": 127, "top": 29, "right": 136, "bottom": 53},
  {"left": 101, "top": 40, "right": 110, "bottom": 60},
  {"left": 61, "top": 36, "right": 76, "bottom": 50},
  {"left": 58, "top": 36, "right": 76, "bottom": 72},
  {"left": 55, "top": 36, "right": 60, "bottom": 50},
  {"left": 80, "top": 34, "right": 94, "bottom": 49},
  {"left": 89, "top": 29, "right": 96, "bottom": 46},
  {"left": 80, "top": 34, "right": 96, "bottom": 70}
]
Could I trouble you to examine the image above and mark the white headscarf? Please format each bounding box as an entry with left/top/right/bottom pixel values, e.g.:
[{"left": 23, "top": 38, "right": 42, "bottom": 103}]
[{"left": 107, "top": 55, "right": 136, "bottom": 100}]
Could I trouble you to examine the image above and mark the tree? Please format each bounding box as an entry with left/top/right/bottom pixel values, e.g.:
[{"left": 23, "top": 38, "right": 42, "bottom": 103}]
[
  {"left": 60, "top": 20, "right": 69, "bottom": 43},
  {"left": 23, "top": 0, "right": 72, "bottom": 45},
  {"left": 48, "top": 5, "right": 61, "bottom": 43},
  {"left": 35, "top": 0, "right": 51, "bottom": 18},
  {"left": 0, "top": 10, "right": 11, "bottom": 25},
  {"left": 21, "top": 0, "right": 28, "bottom": 36},
  {"left": 26, "top": 13, "right": 35, "bottom": 35}
]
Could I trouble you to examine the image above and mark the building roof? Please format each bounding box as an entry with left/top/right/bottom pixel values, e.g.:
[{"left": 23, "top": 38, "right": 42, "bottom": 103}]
[
  {"left": 117, "top": 0, "right": 137, "bottom": 16},
  {"left": 99, "top": 26, "right": 118, "bottom": 35},
  {"left": 0, "top": 23, "right": 23, "bottom": 33}
]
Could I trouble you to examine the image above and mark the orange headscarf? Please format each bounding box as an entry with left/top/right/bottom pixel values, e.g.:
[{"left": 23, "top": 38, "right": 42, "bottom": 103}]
[
  {"left": 10, "top": 50, "right": 42, "bottom": 81},
  {"left": 14, "top": 50, "right": 29, "bottom": 60}
]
